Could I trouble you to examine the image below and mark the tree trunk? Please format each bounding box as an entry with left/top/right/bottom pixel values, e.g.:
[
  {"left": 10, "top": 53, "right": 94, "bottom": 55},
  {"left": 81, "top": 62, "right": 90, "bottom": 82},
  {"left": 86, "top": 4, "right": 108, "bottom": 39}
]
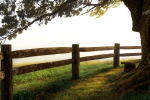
[{"left": 110, "top": 0, "right": 150, "bottom": 98}]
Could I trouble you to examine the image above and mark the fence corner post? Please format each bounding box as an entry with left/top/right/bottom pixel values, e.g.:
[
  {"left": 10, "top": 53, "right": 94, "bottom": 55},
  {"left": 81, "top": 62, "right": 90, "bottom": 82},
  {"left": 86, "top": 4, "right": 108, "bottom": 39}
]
[
  {"left": 72, "top": 44, "right": 80, "bottom": 80},
  {"left": 114, "top": 43, "right": 120, "bottom": 67},
  {"left": 1, "top": 45, "right": 13, "bottom": 100}
]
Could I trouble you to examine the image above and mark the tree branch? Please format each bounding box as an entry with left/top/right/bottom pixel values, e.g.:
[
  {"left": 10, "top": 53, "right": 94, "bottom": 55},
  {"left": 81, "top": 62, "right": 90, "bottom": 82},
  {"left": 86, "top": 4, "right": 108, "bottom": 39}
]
[
  {"left": 14, "top": 0, "right": 77, "bottom": 36},
  {"left": 83, "top": 0, "right": 108, "bottom": 6},
  {"left": 0, "top": 0, "right": 78, "bottom": 44}
]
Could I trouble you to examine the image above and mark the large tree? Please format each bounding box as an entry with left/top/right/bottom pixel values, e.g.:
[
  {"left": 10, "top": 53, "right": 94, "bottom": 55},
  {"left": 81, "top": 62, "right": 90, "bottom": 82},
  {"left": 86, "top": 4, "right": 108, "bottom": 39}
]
[{"left": 0, "top": 0, "right": 149, "bottom": 98}]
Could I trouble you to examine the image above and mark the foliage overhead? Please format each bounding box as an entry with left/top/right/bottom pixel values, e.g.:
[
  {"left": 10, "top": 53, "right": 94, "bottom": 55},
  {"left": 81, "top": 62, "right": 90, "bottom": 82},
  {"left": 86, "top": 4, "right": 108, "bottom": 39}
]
[{"left": 0, "top": 0, "right": 122, "bottom": 44}]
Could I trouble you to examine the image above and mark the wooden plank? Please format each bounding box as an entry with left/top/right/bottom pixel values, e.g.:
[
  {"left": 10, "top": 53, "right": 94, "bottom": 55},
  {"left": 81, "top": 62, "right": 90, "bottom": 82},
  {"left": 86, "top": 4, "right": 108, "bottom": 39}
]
[
  {"left": 121, "top": 59, "right": 141, "bottom": 64},
  {"left": 11, "top": 47, "right": 73, "bottom": 58},
  {"left": 80, "top": 54, "right": 115, "bottom": 62},
  {"left": 120, "top": 53, "right": 141, "bottom": 56},
  {"left": 79, "top": 46, "right": 115, "bottom": 52},
  {"left": 0, "top": 71, "right": 5, "bottom": 80},
  {"left": 72, "top": 44, "right": 80, "bottom": 80},
  {"left": 114, "top": 43, "right": 120, "bottom": 67},
  {"left": 1, "top": 45, "right": 13, "bottom": 100},
  {"left": 120, "top": 46, "right": 141, "bottom": 49},
  {"left": 12, "top": 59, "right": 74, "bottom": 76}
]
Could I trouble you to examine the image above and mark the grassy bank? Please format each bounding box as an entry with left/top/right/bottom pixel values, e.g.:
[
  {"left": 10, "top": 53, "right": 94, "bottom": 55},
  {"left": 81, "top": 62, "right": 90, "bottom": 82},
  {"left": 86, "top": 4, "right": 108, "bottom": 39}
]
[{"left": 0, "top": 58, "right": 149, "bottom": 100}]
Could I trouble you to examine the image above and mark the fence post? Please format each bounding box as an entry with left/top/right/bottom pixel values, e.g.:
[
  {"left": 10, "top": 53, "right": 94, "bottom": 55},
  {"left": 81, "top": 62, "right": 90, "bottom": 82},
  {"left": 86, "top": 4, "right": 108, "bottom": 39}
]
[
  {"left": 72, "top": 44, "right": 80, "bottom": 80},
  {"left": 114, "top": 43, "right": 120, "bottom": 67},
  {"left": 1, "top": 45, "right": 13, "bottom": 100}
]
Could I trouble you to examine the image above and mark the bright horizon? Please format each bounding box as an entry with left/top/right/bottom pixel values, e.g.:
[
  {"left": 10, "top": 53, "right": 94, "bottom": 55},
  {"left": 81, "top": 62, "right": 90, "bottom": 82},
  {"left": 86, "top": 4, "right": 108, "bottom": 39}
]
[{"left": 1, "top": 2, "right": 141, "bottom": 65}]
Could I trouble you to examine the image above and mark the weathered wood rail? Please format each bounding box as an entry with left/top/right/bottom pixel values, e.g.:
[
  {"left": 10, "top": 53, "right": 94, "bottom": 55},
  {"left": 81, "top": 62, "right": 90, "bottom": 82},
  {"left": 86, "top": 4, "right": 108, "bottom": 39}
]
[
  {"left": 11, "top": 47, "right": 73, "bottom": 58},
  {"left": 0, "top": 43, "right": 141, "bottom": 100}
]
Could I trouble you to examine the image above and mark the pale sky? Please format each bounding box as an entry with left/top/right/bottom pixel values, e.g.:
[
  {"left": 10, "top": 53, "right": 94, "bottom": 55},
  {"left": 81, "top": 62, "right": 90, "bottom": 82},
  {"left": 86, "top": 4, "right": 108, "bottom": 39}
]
[{"left": 1, "top": 2, "right": 141, "bottom": 65}]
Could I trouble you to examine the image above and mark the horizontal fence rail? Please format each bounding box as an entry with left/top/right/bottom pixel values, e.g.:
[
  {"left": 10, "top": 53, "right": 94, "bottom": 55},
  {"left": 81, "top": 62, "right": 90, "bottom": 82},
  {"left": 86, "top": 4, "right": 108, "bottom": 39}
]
[
  {"left": 120, "top": 53, "right": 142, "bottom": 56},
  {"left": 12, "top": 59, "right": 74, "bottom": 76},
  {"left": 79, "top": 46, "right": 115, "bottom": 52},
  {"left": 11, "top": 47, "right": 73, "bottom": 58},
  {"left": 0, "top": 43, "right": 142, "bottom": 100},
  {"left": 80, "top": 54, "right": 115, "bottom": 62},
  {"left": 120, "top": 46, "right": 142, "bottom": 49}
]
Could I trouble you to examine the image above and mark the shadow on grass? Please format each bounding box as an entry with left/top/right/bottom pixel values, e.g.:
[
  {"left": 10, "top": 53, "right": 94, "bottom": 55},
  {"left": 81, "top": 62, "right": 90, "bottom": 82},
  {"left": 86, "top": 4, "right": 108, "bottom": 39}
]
[
  {"left": 12, "top": 75, "right": 75, "bottom": 100},
  {"left": 87, "top": 70, "right": 150, "bottom": 100}
]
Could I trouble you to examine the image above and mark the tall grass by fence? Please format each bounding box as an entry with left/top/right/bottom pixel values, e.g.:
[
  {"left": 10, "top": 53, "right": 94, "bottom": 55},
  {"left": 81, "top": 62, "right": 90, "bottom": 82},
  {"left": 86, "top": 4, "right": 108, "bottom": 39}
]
[{"left": 0, "top": 43, "right": 141, "bottom": 100}]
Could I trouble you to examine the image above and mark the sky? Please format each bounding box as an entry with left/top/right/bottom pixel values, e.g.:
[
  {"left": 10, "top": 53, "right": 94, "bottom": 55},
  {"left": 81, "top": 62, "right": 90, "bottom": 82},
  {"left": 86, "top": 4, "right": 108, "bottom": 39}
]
[{"left": 1, "top": 2, "right": 141, "bottom": 65}]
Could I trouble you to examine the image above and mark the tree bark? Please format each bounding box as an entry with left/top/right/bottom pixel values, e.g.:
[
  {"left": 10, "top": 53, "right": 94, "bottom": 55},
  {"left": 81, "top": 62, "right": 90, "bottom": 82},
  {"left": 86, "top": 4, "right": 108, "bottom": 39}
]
[
  {"left": 123, "top": 0, "right": 143, "bottom": 32},
  {"left": 110, "top": 0, "right": 150, "bottom": 98}
]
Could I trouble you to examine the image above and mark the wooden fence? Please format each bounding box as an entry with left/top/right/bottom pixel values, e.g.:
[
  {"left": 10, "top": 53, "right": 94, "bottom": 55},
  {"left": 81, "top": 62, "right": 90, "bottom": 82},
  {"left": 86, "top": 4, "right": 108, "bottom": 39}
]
[{"left": 0, "top": 43, "right": 141, "bottom": 100}]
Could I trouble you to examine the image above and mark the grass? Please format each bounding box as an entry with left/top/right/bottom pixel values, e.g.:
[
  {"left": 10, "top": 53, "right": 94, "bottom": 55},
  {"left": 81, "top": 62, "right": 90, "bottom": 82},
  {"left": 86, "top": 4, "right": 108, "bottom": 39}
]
[{"left": 0, "top": 57, "right": 149, "bottom": 100}]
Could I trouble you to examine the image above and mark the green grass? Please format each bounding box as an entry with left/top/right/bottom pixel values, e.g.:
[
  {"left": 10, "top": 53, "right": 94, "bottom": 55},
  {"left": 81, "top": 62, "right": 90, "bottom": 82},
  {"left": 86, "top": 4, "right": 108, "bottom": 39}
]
[{"left": 0, "top": 57, "right": 149, "bottom": 100}]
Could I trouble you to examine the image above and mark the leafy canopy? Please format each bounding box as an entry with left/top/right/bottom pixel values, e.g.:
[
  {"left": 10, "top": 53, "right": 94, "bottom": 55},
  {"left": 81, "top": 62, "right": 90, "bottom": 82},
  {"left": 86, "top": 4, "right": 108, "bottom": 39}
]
[{"left": 0, "top": 0, "right": 122, "bottom": 44}]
